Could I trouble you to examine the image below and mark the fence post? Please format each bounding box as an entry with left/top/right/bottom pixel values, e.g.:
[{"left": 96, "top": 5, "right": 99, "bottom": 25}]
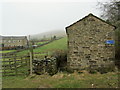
[
  {"left": 29, "top": 37, "right": 34, "bottom": 75},
  {"left": 9, "top": 59, "right": 12, "bottom": 70},
  {"left": 3, "top": 55, "right": 5, "bottom": 76},
  {"left": 25, "top": 56, "right": 27, "bottom": 65},
  {"left": 14, "top": 54, "right": 17, "bottom": 76}
]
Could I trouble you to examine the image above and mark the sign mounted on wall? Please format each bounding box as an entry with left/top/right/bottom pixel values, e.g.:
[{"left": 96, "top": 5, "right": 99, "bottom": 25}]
[{"left": 106, "top": 40, "right": 115, "bottom": 44}]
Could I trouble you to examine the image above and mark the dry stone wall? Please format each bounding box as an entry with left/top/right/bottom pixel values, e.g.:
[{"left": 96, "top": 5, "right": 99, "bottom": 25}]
[{"left": 33, "top": 57, "right": 57, "bottom": 75}]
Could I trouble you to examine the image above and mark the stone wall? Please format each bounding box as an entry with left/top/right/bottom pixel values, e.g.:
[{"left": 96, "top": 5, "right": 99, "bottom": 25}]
[
  {"left": 33, "top": 57, "right": 58, "bottom": 75},
  {"left": 66, "top": 14, "right": 115, "bottom": 71}
]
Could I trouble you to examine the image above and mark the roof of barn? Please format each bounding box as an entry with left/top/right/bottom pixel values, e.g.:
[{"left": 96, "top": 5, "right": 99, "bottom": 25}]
[
  {"left": 66, "top": 13, "right": 116, "bottom": 30},
  {"left": 1, "top": 36, "right": 27, "bottom": 40}
]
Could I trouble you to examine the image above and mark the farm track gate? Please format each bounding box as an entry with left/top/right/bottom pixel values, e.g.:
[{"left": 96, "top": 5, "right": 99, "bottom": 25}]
[{"left": 1, "top": 53, "right": 30, "bottom": 76}]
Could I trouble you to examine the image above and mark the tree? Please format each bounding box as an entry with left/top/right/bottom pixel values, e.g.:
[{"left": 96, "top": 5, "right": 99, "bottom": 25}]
[
  {"left": 98, "top": 0, "right": 120, "bottom": 24},
  {"left": 53, "top": 35, "right": 56, "bottom": 40},
  {"left": 51, "top": 35, "right": 57, "bottom": 40}
]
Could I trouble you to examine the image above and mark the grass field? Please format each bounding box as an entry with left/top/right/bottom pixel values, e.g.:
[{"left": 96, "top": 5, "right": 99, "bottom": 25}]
[
  {"left": 2, "top": 71, "right": 118, "bottom": 88},
  {"left": 0, "top": 50, "right": 16, "bottom": 54},
  {"left": 36, "top": 41, "right": 49, "bottom": 45},
  {"left": 34, "top": 37, "right": 67, "bottom": 52},
  {"left": 17, "top": 37, "right": 67, "bottom": 56}
]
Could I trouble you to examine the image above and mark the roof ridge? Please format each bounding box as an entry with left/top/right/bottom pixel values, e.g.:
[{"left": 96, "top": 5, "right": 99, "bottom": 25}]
[{"left": 66, "top": 13, "right": 116, "bottom": 29}]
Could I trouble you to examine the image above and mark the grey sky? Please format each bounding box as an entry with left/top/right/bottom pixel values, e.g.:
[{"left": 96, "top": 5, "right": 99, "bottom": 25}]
[{"left": 0, "top": 0, "right": 109, "bottom": 36}]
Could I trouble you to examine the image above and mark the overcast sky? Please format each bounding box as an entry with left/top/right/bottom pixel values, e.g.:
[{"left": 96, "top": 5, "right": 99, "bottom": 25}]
[{"left": 0, "top": 0, "right": 109, "bottom": 36}]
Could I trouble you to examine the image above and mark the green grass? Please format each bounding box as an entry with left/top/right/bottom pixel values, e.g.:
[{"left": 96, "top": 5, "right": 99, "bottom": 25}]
[
  {"left": 33, "top": 37, "right": 67, "bottom": 52},
  {"left": 0, "top": 50, "right": 16, "bottom": 54},
  {"left": 36, "top": 41, "right": 49, "bottom": 45},
  {"left": 17, "top": 37, "right": 67, "bottom": 56},
  {"left": 2, "top": 65, "right": 29, "bottom": 77},
  {"left": 2, "top": 72, "right": 118, "bottom": 88},
  {"left": 16, "top": 50, "right": 29, "bottom": 56}
]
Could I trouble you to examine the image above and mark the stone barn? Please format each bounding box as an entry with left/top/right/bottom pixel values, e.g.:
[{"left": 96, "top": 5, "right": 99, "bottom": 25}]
[{"left": 66, "top": 13, "right": 116, "bottom": 71}]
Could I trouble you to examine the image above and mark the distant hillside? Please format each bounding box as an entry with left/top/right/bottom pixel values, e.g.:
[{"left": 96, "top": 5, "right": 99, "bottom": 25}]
[{"left": 30, "top": 30, "right": 66, "bottom": 40}]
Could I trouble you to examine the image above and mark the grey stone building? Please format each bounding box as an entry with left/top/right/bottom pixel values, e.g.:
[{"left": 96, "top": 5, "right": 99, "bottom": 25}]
[
  {"left": 66, "top": 13, "right": 116, "bottom": 71},
  {"left": 0, "top": 36, "right": 28, "bottom": 47}
]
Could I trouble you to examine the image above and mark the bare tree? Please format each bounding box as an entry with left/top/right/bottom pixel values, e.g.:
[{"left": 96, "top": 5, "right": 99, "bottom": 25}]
[{"left": 98, "top": 0, "right": 120, "bottom": 25}]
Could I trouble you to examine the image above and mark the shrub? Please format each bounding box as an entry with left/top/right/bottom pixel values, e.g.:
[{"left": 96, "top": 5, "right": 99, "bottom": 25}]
[{"left": 52, "top": 50, "right": 67, "bottom": 71}]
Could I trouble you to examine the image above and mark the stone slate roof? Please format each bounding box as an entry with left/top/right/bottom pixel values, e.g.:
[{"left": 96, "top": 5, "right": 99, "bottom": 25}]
[
  {"left": 1, "top": 36, "right": 27, "bottom": 40},
  {"left": 66, "top": 13, "right": 116, "bottom": 29}
]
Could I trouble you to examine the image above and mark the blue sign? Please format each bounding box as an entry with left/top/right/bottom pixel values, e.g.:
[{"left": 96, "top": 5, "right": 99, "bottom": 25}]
[{"left": 106, "top": 40, "right": 115, "bottom": 44}]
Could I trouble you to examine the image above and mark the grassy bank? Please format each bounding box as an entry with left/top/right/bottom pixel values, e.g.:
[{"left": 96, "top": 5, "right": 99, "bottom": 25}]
[{"left": 2, "top": 71, "right": 118, "bottom": 88}]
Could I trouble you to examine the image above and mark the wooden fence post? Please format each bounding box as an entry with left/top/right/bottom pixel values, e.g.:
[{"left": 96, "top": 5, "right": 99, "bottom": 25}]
[
  {"left": 3, "top": 55, "right": 5, "bottom": 76},
  {"left": 28, "top": 35, "right": 34, "bottom": 75},
  {"left": 9, "top": 59, "right": 12, "bottom": 70},
  {"left": 29, "top": 43, "right": 34, "bottom": 75},
  {"left": 14, "top": 54, "right": 17, "bottom": 76},
  {"left": 25, "top": 56, "right": 27, "bottom": 65}
]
